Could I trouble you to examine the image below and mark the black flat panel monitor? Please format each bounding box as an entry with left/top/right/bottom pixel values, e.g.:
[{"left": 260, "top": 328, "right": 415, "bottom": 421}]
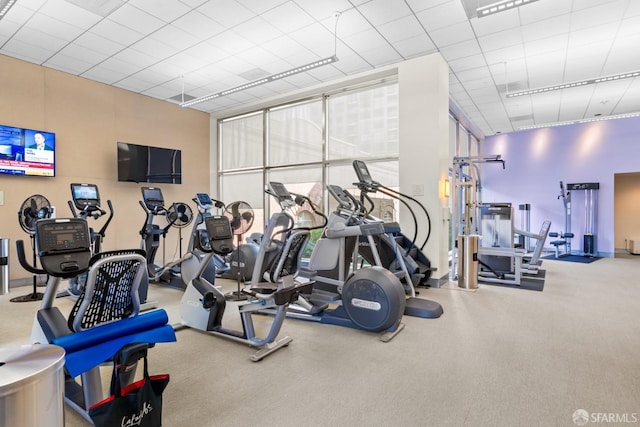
[
  {"left": 71, "top": 183, "right": 100, "bottom": 210},
  {"left": 117, "top": 142, "right": 181, "bottom": 184},
  {"left": 141, "top": 187, "right": 164, "bottom": 210}
]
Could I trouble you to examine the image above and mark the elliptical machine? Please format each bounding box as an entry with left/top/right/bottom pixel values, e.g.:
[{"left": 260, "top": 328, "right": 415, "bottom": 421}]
[
  {"left": 273, "top": 182, "right": 407, "bottom": 342},
  {"left": 58, "top": 183, "right": 114, "bottom": 297},
  {"left": 138, "top": 186, "right": 192, "bottom": 292},
  {"left": 351, "top": 161, "right": 442, "bottom": 318},
  {"left": 177, "top": 213, "right": 313, "bottom": 361}
]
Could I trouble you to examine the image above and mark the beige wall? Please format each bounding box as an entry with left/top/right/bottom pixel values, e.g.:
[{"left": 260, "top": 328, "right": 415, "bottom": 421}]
[
  {"left": 0, "top": 55, "right": 210, "bottom": 281},
  {"left": 614, "top": 172, "right": 640, "bottom": 250}
]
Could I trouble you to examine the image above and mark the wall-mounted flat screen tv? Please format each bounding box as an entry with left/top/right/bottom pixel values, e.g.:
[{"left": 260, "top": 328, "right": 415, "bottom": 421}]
[
  {"left": 117, "top": 142, "right": 181, "bottom": 184},
  {"left": 0, "top": 124, "right": 56, "bottom": 176}
]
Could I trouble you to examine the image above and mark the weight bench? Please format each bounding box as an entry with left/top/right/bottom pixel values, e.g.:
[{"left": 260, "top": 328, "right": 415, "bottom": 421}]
[{"left": 548, "top": 232, "right": 574, "bottom": 258}]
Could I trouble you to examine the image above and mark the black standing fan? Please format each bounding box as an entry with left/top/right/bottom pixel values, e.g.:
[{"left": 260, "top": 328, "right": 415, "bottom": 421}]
[
  {"left": 13, "top": 194, "right": 52, "bottom": 303},
  {"left": 166, "top": 202, "right": 194, "bottom": 258},
  {"left": 223, "top": 201, "right": 254, "bottom": 301}
]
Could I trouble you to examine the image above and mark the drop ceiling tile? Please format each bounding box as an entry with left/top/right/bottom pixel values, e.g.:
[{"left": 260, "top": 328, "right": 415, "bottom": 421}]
[
  {"left": 3, "top": 3, "right": 37, "bottom": 24},
  {"left": 523, "top": 34, "right": 568, "bottom": 57},
  {"left": 115, "top": 75, "right": 157, "bottom": 92},
  {"left": 112, "top": 47, "right": 160, "bottom": 69},
  {"left": 439, "top": 39, "right": 481, "bottom": 61},
  {"left": 11, "top": 27, "right": 68, "bottom": 53},
  {"left": 232, "top": 16, "right": 283, "bottom": 45},
  {"left": 90, "top": 19, "right": 145, "bottom": 47},
  {"left": 332, "top": 53, "right": 372, "bottom": 74},
  {"left": 469, "top": 10, "right": 520, "bottom": 37},
  {"left": 74, "top": 32, "right": 124, "bottom": 56},
  {"left": 262, "top": 78, "right": 298, "bottom": 94},
  {"left": 261, "top": 2, "right": 315, "bottom": 33},
  {"left": 107, "top": 3, "right": 166, "bottom": 35},
  {"left": 171, "top": 11, "right": 226, "bottom": 40},
  {"left": 393, "top": 34, "right": 437, "bottom": 59},
  {"left": 149, "top": 25, "right": 201, "bottom": 51},
  {"left": 306, "top": 64, "right": 346, "bottom": 80},
  {"left": 207, "top": 30, "right": 254, "bottom": 54},
  {"left": 517, "top": 0, "right": 572, "bottom": 25},
  {"left": 415, "top": 0, "right": 468, "bottom": 32},
  {"left": 520, "top": 15, "right": 571, "bottom": 43},
  {"left": 132, "top": 37, "right": 180, "bottom": 60},
  {"left": 405, "top": 0, "right": 452, "bottom": 13},
  {"left": 82, "top": 65, "right": 130, "bottom": 84},
  {"left": 357, "top": 0, "right": 413, "bottom": 26},
  {"left": 627, "top": 0, "right": 640, "bottom": 17},
  {"left": 143, "top": 85, "right": 183, "bottom": 100},
  {"left": 289, "top": 23, "right": 336, "bottom": 52},
  {"left": 376, "top": 15, "right": 425, "bottom": 44},
  {"left": 343, "top": 28, "right": 390, "bottom": 53},
  {"left": 526, "top": 52, "right": 568, "bottom": 87},
  {"left": 131, "top": 68, "right": 175, "bottom": 86},
  {"left": 568, "top": 22, "right": 619, "bottom": 49},
  {"left": 163, "top": 51, "right": 211, "bottom": 73},
  {"left": 39, "top": 1, "right": 102, "bottom": 28},
  {"left": 327, "top": 8, "right": 371, "bottom": 38},
  {"left": 483, "top": 44, "right": 526, "bottom": 66},
  {"left": 15, "top": 0, "right": 47, "bottom": 11},
  {"left": 237, "top": 0, "right": 289, "bottom": 14},
  {"left": 359, "top": 45, "right": 403, "bottom": 67},
  {"left": 429, "top": 21, "right": 475, "bottom": 48},
  {"left": 235, "top": 46, "right": 282, "bottom": 68},
  {"left": 183, "top": 41, "right": 231, "bottom": 63},
  {"left": 448, "top": 54, "right": 487, "bottom": 73},
  {"left": 52, "top": 43, "right": 111, "bottom": 65},
  {"left": 478, "top": 28, "right": 524, "bottom": 52},
  {"left": 128, "top": 0, "right": 192, "bottom": 22},
  {"left": 22, "top": 13, "right": 85, "bottom": 42},
  {"left": 43, "top": 53, "right": 94, "bottom": 75},
  {"left": 282, "top": 72, "right": 320, "bottom": 87},
  {"left": 260, "top": 36, "right": 308, "bottom": 60},
  {"left": 292, "top": 0, "right": 354, "bottom": 21},
  {"left": 197, "top": 0, "right": 254, "bottom": 28},
  {"left": 570, "top": 2, "right": 627, "bottom": 31}
]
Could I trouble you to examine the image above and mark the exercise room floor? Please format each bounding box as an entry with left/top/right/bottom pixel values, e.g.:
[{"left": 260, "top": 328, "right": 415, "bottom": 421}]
[{"left": 2, "top": 255, "right": 639, "bottom": 427}]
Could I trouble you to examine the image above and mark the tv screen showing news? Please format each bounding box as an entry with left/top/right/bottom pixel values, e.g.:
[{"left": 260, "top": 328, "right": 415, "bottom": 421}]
[{"left": 0, "top": 124, "right": 56, "bottom": 176}]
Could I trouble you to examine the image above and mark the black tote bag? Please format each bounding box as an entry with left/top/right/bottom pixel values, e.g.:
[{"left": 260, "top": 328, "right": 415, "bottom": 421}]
[{"left": 89, "top": 356, "right": 170, "bottom": 427}]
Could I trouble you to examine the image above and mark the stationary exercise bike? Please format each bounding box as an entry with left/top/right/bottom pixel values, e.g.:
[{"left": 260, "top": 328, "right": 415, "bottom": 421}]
[
  {"left": 16, "top": 217, "right": 175, "bottom": 423},
  {"left": 276, "top": 182, "right": 407, "bottom": 342},
  {"left": 178, "top": 214, "right": 313, "bottom": 361}
]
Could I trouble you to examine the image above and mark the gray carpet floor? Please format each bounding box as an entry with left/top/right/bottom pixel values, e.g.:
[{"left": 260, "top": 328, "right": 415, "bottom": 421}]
[{"left": 2, "top": 255, "right": 639, "bottom": 426}]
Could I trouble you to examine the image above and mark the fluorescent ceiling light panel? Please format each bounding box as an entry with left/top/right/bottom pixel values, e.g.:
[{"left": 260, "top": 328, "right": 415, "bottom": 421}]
[
  {"left": 180, "top": 55, "right": 338, "bottom": 108},
  {"left": 506, "top": 70, "right": 640, "bottom": 98},
  {"left": 477, "top": 0, "right": 540, "bottom": 18},
  {"left": 0, "top": 0, "right": 17, "bottom": 19},
  {"left": 518, "top": 112, "right": 640, "bottom": 130}
]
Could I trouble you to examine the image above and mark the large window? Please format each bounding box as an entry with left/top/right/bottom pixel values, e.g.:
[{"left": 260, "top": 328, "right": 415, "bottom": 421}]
[{"left": 218, "top": 81, "right": 400, "bottom": 231}]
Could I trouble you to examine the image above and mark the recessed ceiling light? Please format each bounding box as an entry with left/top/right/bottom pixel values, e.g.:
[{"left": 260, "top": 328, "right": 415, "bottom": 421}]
[{"left": 477, "top": 0, "right": 540, "bottom": 18}]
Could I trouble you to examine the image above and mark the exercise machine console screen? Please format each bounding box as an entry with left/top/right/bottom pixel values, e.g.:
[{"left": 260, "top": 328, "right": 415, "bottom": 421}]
[
  {"left": 71, "top": 183, "right": 100, "bottom": 209},
  {"left": 196, "top": 193, "right": 213, "bottom": 207},
  {"left": 142, "top": 187, "right": 164, "bottom": 210}
]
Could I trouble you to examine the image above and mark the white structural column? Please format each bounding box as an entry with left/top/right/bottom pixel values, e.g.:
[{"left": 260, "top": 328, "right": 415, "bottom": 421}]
[{"left": 397, "top": 53, "right": 450, "bottom": 285}]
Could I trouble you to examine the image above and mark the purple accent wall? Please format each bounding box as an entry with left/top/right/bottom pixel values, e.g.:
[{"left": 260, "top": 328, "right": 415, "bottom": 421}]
[{"left": 481, "top": 116, "right": 640, "bottom": 257}]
